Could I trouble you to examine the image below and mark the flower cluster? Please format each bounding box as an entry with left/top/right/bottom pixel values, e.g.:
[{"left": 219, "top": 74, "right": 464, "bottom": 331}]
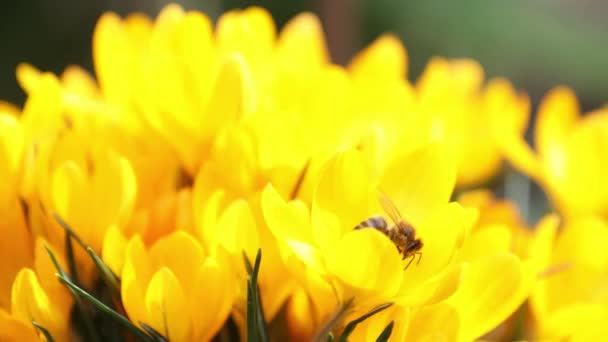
[{"left": 0, "top": 4, "right": 606, "bottom": 342}]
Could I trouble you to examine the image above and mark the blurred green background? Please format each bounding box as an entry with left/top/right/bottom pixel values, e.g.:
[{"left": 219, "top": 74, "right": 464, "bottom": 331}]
[{"left": 1, "top": 0, "right": 607, "bottom": 109}]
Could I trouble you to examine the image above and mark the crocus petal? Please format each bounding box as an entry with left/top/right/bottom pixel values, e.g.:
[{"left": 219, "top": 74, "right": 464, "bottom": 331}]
[
  {"left": 0, "top": 309, "right": 39, "bottom": 342},
  {"left": 349, "top": 34, "right": 408, "bottom": 81},
  {"left": 102, "top": 225, "right": 128, "bottom": 277},
  {"left": 122, "top": 236, "right": 151, "bottom": 327},
  {"left": 11, "top": 268, "right": 68, "bottom": 341},
  {"left": 277, "top": 12, "right": 328, "bottom": 74},
  {"left": 216, "top": 7, "right": 276, "bottom": 66},
  {"left": 534, "top": 86, "right": 580, "bottom": 163},
  {"left": 446, "top": 254, "right": 534, "bottom": 341},
  {"left": 404, "top": 302, "right": 460, "bottom": 342},
  {"left": 457, "top": 225, "right": 512, "bottom": 262},
  {"left": 312, "top": 149, "right": 376, "bottom": 250},
  {"left": 145, "top": 267, "right": 191, "bottom": 342},
  {"left": 381, "top": 142, "right": 456, "bottom": 227},
  {"left": 325, "top": 229, "right": 403, "bottom": 302},
  {"left": 93, "top": 12, "right": 137, "bottom": 107},
  {"left": 399, "top": 202, "right": 470, "bottom": 292},
  {"left": 215, "top": 199, "right": 260, "bottom": 261},
  {"left": 148, "top": 231, "right": 206, "bottom": 296},
  {"left": 190, "top": 258, "right": 235, "bottom": 341},
  {"left": 261, "top": 183, "right": 312, "bottom": 245},
  {"left": 540, "top": 304, "right": 608, "bottom": 341}
]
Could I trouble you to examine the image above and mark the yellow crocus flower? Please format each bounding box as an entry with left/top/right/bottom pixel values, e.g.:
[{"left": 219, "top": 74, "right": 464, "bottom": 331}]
[
  {"left": 529, "top": 215, "right": 608, "bottom": 340},
  {"left": 262, "top": 144, "right": 475, "bottom": 338},
  {"left": 0, "top": 113, "right": 35, "bottom": 312},
  {"left": 93, "top": 5, "right": 254, "bottom": 175},
  {"left": 0, "top": 239, "right": 71, "bottom": 341},
  {"left": 415, "top": 57, "right": 530, "bottom": 188},
  {"left": 121, "top": 231, "right": 235, "bottom": 342},
  {"left": 499, "top": 86, "right": 608, "bottom": 219}
]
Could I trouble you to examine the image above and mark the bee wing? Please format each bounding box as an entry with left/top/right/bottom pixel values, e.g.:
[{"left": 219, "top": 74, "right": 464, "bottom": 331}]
[{"left": 378, "top": 191, "right": 404, "bottom": 225}]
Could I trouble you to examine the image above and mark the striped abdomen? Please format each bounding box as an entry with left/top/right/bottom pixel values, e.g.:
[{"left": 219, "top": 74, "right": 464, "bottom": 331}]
[{"left": 354, "top": 216, "right": 389, "bottom": 234}]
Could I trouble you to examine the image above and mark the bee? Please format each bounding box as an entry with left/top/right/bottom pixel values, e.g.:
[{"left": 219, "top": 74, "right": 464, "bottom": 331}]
[{"left": 355, "top": 193, "right": 423, "bottom": 269}]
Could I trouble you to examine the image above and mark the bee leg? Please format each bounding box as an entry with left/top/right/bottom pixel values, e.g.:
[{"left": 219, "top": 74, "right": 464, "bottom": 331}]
[
  {"left": 403, "top": 255, "right": 415, "bottom": 270},
  {"left": 416, "top": 253, "right": 422, "bottom": 265}
]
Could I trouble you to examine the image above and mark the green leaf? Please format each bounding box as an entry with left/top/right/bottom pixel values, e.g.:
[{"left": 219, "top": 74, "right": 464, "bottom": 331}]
[
  {"left": 336, "top": 302, "right": 394, "bottom": 342},
  {"left": 243, "top": 249, "right": 269, "bottom": 342},
  {"left": 56, "top": 273, "right": 154, "bottom": 342},
  {"left": 140, "top": 322, "right": 169, "bottom": 342},
  {"left": 53, "top": 212, "right": 121, "bottom": 297},
  {"left": 64, "top": 228, "right": 80, "bottom": 287},
  {"left": 43, "top": 244, "right": 102, "bottom": 342},
  {"left": 32, "top": 321, "right": 55, "bottom": 342},
  {"left": 327, "top": 332, "right": 334, "bottom": 342},
  {"left": 86, "top": 246, "right": 121, "bottom": 296},
  {"left": 375, "top": 321, "right": 394, "bottom": 342},
  {"left": 311, "top": 298, "right": 354, "bottom": 342}
]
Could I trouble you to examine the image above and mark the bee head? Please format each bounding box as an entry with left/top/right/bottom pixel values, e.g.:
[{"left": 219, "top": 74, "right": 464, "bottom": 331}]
[{"left": 406, "top": 239, "right": 423, "bottom": 253}]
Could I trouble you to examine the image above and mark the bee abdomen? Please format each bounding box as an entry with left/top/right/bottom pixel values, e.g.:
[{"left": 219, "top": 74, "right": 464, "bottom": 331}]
[{"left": 354, "top": 216, "right": 388, "bottom": 231}]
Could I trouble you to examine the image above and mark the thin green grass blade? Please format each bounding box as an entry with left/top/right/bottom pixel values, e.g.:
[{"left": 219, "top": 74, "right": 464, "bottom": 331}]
[
  {"left": 32, "top": 321, "right": 55, "bottom": 342},
  {"left": 86, "top": 246, "right": 120, "bottom": 295},
  {"left": 53, "top": 212, "right": 121, "bottom": 297},
  {"left": 336, "top": 302, "right": 393, "bottom": 342},
  {"left": 326, "top": 332, "right": 334, "bottom": 342},
  {"left": 64, "top": 229, "right": 81, "bottom": 286},
  {"left": 43, "top": 245, "right": 102, "bottom": 342},
  {"left": 375, "top": 321, "right": 394, "bottom": 342},
  {"left": 243, "top": 249, "right": 268, "bottom": 342},
  {"left": 246, "top": 278, "right": 259, "bottom": 342},
  {"left": 140, "top": 322, "right": 169, "bottom": 342},
  {"left": 53, "top": 212, "right": 87, "bottom": 247},
  {"left": 56, "top": 274, "right": 153, "bottom": 342},
  {"left": 311, "top": 298, "right": 354, "bottom": 342}
]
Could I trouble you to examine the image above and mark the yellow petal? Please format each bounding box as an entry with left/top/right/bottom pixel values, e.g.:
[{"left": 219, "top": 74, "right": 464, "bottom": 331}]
[
  {"left": 20, "top": 73, "right": 64, "bottom": 141},
  {"left": 51, "top": 160, "right": 87, "bottom": 231},
  {"left": 399, "top": 264, "right": 462, "bottom": 307},
  {"left": 348, "top": 303, "right": 411, "bottom": 342},
  {"left": 541, "top": 217, "right": 608, "bottom": 313},
  {"left": 122, "top": 236, "right": 151, "bottom": 326},
  {"left": 15, "top": 63, "right": 43, "bottom": 94},
  {"left": 216, "top": 7, "right": 276, "bottom": 66},
  {"left": 399, "top": 202, "right": 469, "bottom": 292},
  {"left": 11, "top": 268, "right": 68, "bottom": 341},
  {"left": 215, "top": 199, "right": 259, "bottom": 260},
  {"left": 0, "top": 309, "right": 39, "bottom": 342},
  {"left": 0, "top": 198, "right": 32, "bottom": 310},
  {"left": 33, "top": 239, "right": 70, "bottom": 314},
  {"left": 89, "top": 151, "right": 137, "bottom": 249},
  {"left": 261, "top": 183, "right": 311, "bottom": 243},
  {"left": 404, "top": 302, "right": 460, "bottom": 342},
  {"left": 190, "top": 258, "right": 235, "bottom": 341},
  {"left": 534, "top": 86, "right": 580, "bottom": 162},
  {"left": 528, "top": 214, "right": 559, "bottom": 319},
  {"left": 145, "top": 267, "right": 191, "bottom": 342},
  {"left": 457, "top": 225, "right": 512, "bottom": 262},
  {"left": 93, "top": 12, "right": 134, "bottom": 107},
  {"left": 326, "top": 229, "right": 403, "bottom": 302},
  {"left": 381, "top": 142, "right": 456, "bottom": 227},
  {"left": 60, "top": 65, "right": 99, "bottom": 98},
  {"left": 0, "top": 113, "right": 24, "bottom": 193},
  {"left": 102, "top": 225, "right": 128, "bottom": 276},
  {"left": 540, "top": 304, "right": 608, "bottom": 341},
  {"left": 0, "top": 101, "right": 19, "bottom": 118},
  {"left": 446, "top": 254, "right": 534, "bottom": 341},
  {"left": 277, "top": 12, "right": 328, "bottom": 74},
  {"left": 312, "top": 149, "right": 376, "bottom": 248},
  {"left": 349, "top": 34, "right": 408, "bottom": 80},
  {"left": 148, "top": 231, "right": 206, "bottom": 296}
]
